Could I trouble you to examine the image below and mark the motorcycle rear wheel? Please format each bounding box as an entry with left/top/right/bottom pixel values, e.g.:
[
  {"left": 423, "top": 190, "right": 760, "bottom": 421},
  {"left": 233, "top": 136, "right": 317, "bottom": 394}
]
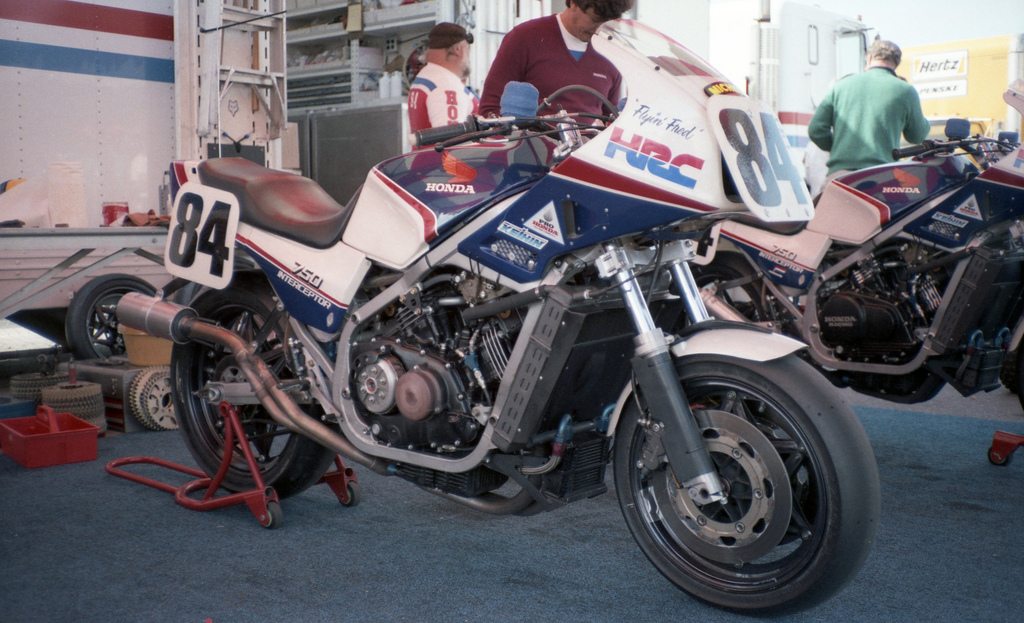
[
  {"left": 172, "top": 278, "right": 336, "bottom": 497},
  {"left": 614, "top": 353, "right": 879, "bottom": 613}
]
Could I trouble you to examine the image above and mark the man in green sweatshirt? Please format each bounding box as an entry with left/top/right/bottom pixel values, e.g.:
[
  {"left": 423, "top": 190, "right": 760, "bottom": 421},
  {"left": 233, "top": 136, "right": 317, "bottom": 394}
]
[{"left": 808, "top": 39, "right": 931, "bottom": 177}]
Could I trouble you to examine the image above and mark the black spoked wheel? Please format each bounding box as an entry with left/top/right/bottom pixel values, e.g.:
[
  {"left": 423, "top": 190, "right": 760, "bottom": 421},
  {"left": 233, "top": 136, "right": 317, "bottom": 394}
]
[
  {"left": 66, "top": 274, "right": 156, "bottom": 359},
  {"left": 614, "top": 354, "right": 880, "bottom": 613},
  {"left": 172, "top": 278, "right": 335, "bottom": 497}
]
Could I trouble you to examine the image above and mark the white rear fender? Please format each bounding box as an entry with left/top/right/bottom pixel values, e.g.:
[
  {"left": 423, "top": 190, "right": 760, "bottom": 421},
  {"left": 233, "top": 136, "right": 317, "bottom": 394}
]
[{"left": 606, "top": 326, "right": 806, "bottom": 437}]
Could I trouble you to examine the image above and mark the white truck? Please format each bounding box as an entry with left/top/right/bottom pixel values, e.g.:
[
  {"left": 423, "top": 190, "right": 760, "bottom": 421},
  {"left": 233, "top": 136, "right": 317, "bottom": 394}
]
[{"left": 705, "top": 0, "right": 867, "bottom": 172}]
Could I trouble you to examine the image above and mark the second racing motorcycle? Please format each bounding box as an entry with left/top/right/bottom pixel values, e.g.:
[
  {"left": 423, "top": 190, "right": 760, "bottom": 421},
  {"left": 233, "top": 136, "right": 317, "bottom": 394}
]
[
  {"left": 116, "top": 20, "right": 880, "bottom": 613},
  {"left": 694, "top": 81, "right": 1024, "bottom": 409}
]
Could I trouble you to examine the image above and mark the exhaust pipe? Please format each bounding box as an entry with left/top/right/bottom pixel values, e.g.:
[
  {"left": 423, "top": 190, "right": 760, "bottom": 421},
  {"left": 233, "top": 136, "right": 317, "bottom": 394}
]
[
  {"left": 699, "top": 283, "right": 750, "bottom": 322},
  {"left": 116, "top": 293, "right": 537, "bottom": 515},
  {"left": 116, "top": 292, "right": 389, "bottom": 476}
]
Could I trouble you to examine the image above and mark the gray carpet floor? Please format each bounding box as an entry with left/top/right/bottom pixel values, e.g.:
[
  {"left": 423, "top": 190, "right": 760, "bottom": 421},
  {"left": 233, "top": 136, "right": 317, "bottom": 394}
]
[{"left": 1, "top": 405, "right": 1022, "bottom": 622}]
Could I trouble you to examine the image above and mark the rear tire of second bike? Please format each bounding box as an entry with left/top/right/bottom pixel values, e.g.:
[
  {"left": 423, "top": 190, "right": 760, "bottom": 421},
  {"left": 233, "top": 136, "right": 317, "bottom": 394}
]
[{"left": 65, "top": 274, "right": 156, "bottom": 360}]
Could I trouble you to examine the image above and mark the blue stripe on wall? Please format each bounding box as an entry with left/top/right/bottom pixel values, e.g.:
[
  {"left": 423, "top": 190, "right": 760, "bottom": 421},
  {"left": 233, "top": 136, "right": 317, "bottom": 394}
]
[
  {"left": 787, "top": 135, "right": 809, "bottom": 148},
  {"left": 0, "top": 39, "right": 173, "bottom": 83}
]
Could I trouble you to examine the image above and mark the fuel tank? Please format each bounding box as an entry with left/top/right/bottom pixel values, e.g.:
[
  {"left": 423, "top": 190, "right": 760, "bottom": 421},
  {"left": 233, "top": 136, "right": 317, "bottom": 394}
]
[
  {"left": 809, "top": 157, "right": 975, "bottom": 245},
  {"left": 342, "top": 136, "right": 556, "bottom": 269}
]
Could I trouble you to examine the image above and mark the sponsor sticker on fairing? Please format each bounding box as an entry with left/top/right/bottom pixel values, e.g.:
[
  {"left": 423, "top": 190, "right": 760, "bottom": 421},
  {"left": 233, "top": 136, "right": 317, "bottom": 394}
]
[
  {"left": 603, "top": 126, "right": 704, "bottom": 190},
  {"left": 524, "top": 202, "right": 566, "bottom": 244},
  {"left": 425, "top": 182, "right": 476, "bottom": 194},
  {"left": 703, "top": 81, "right": 739, "bottom": 97},
  {"left": 933, "top": 212, "right": 969, "bottom": 228},
  {"left": 952, "top": 194, "right": 983, "bottom": 220},
  {"left": 498, "top": 221, "right": 549, "bottom": 250}
]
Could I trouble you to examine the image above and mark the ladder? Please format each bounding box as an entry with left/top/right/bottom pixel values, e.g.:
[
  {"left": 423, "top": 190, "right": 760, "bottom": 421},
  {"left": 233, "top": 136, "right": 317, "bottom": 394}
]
[{"left": 175, "top": 0, "right": 287, "bottom": 167}]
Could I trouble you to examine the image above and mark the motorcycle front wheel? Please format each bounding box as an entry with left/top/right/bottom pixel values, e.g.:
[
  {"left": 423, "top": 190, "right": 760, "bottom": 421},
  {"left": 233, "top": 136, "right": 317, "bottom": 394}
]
[
  {"left": 614, "top": 353, "right": 879, "bottom": 613},
  {"left": 172, "top": 278, "right": 336, "bottom": 497}
]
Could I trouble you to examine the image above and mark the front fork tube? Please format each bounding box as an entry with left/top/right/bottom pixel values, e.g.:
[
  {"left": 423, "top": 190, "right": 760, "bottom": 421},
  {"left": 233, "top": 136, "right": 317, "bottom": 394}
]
[
  {"left": 598, "top": 245, "right": 726, "bottom": 504},
  {"left": 668, "top": 258, "right": 711, "bottom": 324}
]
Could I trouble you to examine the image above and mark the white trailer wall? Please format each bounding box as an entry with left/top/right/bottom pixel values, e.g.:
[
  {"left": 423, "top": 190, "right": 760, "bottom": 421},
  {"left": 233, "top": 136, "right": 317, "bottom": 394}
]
[{"left": 0, "top": 1, "right": 175, "bottom": 226}]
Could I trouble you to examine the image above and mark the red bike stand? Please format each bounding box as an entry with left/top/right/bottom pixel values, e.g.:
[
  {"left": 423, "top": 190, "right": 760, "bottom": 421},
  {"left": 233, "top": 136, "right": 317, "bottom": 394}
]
[
  {"left": 988, "top": 430, "right": 1024, "bottom": 466},
  {"left": 106, "top": 401, "right": 359, "bottom": 528},
  {"left": 319, "top": 455, "right": 361, "bottom": 506}
]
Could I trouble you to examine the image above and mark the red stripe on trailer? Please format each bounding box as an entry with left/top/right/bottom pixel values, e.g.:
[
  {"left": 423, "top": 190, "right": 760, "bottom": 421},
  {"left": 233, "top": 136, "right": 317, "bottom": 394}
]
[
  {"left": 778, "top": 111, "right": 813, "bottom": 126},
  {"left": 0, "top": 0, "right": 173, "bottom": 42}
]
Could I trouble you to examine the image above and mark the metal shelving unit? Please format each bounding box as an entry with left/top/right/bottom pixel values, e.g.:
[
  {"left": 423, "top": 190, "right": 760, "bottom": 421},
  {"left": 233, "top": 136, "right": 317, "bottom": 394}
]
[{"left": 285, "top": 0, "right": 443, "bottom": 113}]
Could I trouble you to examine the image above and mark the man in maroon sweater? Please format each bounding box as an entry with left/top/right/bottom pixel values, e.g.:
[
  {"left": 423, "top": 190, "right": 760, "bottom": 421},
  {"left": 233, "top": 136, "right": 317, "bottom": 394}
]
[{"left": 479, "top": 0, "right": 633, "bottom": 119}]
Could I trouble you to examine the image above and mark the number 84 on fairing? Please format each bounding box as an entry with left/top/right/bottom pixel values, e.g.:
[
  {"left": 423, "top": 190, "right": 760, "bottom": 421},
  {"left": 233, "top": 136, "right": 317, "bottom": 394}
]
[{"left": 708, "top": 96, "right": 814, "bottom": 222}]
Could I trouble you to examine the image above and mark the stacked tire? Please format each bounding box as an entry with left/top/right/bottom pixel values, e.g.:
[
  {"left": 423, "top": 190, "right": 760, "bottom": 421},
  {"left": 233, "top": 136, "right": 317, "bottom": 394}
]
[
  {"left": 10, "top": 371, "right": 70, "bottom": 404},
  {"left": 40, "top": 382, "right": 107, "bottom": 434}
]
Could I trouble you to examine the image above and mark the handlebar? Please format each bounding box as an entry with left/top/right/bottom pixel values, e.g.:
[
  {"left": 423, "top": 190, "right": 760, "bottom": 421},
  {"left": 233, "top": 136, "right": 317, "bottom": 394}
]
[
  {"left": 892, "top": 134, "right": 1019, "bottom": 165},
  {"left": 413, "top": 118, "right": 482, "bottom": 148},
  {"left": 892, "top": 140, "right": 936, "bottom": 160},
  {"left": 412, "top": 108, "right": 614, "bottom": 152}
]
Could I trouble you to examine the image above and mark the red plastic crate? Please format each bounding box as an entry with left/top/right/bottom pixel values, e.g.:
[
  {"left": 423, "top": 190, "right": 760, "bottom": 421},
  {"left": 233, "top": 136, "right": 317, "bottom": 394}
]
[{"left": 0, "top": 406, "right": 99, "bottom": 468}]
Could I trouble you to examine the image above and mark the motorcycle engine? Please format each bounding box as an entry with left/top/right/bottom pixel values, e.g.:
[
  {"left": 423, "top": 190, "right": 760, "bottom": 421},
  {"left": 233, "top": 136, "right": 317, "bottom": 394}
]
[
  {"left": 818, "top": 246, "right": 948, "bottom": 362},
  {"left": 350, "top": 273, "right": 519, "bottom": 452},
  {"left": 819, "top": 292, "right": 914, "bottom": 353}
]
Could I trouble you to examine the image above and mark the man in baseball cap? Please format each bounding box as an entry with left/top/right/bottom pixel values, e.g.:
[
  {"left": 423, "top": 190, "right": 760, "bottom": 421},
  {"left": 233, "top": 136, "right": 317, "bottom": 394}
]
[
  {"left": 407, "top": 22, "right": 479, "bottom": 135},
  {"left": 427, "top": 22, "right": 473, "bottom": 49}
]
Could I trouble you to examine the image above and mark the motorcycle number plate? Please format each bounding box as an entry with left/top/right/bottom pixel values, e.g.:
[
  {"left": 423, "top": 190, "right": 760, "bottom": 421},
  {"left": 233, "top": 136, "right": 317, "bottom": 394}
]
[
  {"left": 707, "top": 96, "right": 814, "bottom": 222},
  {"left": 164, "top": 182, "right": 240, "bottom": 289}
]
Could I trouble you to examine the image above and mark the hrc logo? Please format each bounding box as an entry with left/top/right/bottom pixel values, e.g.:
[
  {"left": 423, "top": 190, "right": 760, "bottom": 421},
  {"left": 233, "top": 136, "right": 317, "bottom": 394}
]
[{"left": 604, "top": 127, "right": 704, "bottom": 189}]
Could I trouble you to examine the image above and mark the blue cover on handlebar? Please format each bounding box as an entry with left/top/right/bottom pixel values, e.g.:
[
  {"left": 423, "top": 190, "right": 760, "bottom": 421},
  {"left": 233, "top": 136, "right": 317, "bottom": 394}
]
[
  {"left": 500, "top": 81, "right": 540, "bottom": 117},
  {"left": 944, "top": 118, "right": 970, "bottom": 140}
]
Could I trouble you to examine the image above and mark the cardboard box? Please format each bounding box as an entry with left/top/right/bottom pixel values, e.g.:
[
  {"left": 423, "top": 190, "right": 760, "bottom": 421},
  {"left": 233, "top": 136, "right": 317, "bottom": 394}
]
[{"left": 119, "top": 326, "right": 172, "bottom": 366}]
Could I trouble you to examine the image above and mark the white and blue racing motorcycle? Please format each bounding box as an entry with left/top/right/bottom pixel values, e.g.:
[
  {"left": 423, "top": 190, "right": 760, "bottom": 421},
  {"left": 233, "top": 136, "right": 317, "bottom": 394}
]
[{"left": 118, "top": 20, "right": 879, "bottom": 613}]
